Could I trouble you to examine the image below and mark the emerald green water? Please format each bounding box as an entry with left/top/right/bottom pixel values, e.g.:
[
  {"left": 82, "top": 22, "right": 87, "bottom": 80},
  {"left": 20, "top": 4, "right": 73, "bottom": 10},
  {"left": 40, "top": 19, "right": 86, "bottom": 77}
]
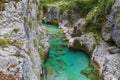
[{"left": 43, "top": 24, "right": 90, "bottom": 80}]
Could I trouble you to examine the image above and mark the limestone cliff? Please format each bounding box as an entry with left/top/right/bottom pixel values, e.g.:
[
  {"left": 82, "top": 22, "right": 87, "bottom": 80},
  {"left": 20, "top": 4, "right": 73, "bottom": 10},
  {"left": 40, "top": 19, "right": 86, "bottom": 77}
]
[{"left": 0, "top": 0, "right": 49, "bottom": 80}]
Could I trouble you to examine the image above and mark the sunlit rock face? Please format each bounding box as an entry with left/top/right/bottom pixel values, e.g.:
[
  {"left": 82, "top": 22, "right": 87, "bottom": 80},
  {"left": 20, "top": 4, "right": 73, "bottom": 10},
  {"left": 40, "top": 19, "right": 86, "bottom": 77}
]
[
  {"left": 43, "top": 6, "right": 81, "bottom": 38},
  {"left": 100, "top": 0, "right": 120, "bottom": 80},
  {"left": 0, "top": 0, "right": 49, "bottom": 80},
  {"left": 102, "top": 0, "right": 120, "bottom": 47}
]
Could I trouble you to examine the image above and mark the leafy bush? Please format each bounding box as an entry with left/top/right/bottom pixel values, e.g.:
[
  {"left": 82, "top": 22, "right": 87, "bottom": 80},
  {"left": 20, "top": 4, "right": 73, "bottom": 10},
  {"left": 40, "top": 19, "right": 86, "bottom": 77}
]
[
  {"left": 0, "top": 38, "right": 9, "bottom": 46},
  {"left": 84, "top": 0, "right": 115, "bottom": 34},
  {"left": 59, "top": 0, "right": 97, "bottom": 17},
  {"left": 40, "top": 0, "right": 115, "bottom": 34}
]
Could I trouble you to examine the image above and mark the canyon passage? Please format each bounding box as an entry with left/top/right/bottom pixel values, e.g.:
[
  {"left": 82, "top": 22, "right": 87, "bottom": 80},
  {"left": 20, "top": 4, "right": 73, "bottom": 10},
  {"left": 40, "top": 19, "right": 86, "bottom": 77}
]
[{"left": 43, "top": 24, "right": 90, "bottom": 80}]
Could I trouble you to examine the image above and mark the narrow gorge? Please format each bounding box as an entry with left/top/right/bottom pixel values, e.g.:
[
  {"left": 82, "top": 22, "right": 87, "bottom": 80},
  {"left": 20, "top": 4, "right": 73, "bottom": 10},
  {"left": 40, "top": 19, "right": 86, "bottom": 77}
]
[
  {"left": 43, "top": 24, "right": 90, "bottom": 80},
  {"left": 0, "top": 0, "right": 120, "bottom": 80}
]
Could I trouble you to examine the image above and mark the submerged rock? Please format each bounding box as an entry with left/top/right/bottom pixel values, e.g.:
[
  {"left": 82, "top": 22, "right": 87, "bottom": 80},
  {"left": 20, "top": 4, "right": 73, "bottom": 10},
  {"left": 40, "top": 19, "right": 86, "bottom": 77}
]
[{"left": 54, "top": 51, "right": 65, "bottom": 57}]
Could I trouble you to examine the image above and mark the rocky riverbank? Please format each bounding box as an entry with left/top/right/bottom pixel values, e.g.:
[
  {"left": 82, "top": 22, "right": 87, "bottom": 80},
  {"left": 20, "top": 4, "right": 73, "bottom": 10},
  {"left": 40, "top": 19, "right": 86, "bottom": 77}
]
[{"left": 0, "top": 0, "right": 120, "bottom": 80}]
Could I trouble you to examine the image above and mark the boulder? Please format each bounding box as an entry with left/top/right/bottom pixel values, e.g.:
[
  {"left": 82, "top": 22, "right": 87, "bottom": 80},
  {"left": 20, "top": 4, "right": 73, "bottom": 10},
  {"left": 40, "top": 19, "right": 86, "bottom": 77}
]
[{"left": 112, "top": 29, "right": 120, "bottom": 47}]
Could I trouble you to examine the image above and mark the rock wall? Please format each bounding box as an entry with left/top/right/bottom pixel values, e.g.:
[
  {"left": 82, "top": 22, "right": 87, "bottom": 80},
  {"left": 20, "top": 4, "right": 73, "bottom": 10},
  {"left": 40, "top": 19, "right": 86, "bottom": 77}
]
[
  {"left": 43, "top": 0, "right": 120, "bottom": 80},
  {"left": 101, "top": 0, "right": 120, "bottom": 80},
  {"left": 0, "top": 0, "right": 49, "bottom": 80}
]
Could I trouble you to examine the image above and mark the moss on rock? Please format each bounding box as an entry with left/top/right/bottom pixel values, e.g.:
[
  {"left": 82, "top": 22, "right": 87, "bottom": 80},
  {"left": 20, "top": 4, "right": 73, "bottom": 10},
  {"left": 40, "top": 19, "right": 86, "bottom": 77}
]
[{"left": 81, "top": 60, "right": 103, "bottom": 80}]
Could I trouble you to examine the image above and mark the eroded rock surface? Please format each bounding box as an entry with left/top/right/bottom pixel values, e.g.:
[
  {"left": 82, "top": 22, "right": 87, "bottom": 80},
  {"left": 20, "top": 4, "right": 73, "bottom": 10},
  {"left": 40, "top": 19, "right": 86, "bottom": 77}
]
[{"left": 0, "top": 0, "right": 49, "bottom": 80}]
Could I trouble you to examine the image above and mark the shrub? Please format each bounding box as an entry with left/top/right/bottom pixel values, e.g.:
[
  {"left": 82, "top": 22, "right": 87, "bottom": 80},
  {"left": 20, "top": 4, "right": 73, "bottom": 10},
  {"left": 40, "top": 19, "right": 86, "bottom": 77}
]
[
  {"left": 84, "top": 0, "right": 115, "bottom": 34},
  {"left": 59, "top": 0, "right": 97, "bottom": 17},
  {"left": 0, "top": 38, "right": 9, "bottom": 46}
]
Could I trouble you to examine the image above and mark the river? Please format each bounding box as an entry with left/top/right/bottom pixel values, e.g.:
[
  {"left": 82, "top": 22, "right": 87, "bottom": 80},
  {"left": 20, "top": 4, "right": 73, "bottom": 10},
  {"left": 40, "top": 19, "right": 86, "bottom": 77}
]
[{"left": 43, "top": 24, "right": 90, "bottom": 80}]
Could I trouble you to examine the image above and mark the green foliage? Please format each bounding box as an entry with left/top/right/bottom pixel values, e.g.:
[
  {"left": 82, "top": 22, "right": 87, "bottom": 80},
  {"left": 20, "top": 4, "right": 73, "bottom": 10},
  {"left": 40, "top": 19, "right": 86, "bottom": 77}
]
[
  {"left": 62, "top": 41, "right": 68, "bottom": 47},
  {"left": 3, "top": 34, "right": 10, "bottom": 40},
  {"left": 98, "top": 0, "right": 115, "bottom": 14},
  {"left": 0, "top": 0, "right": 5, "bottom": 2},
  {"left": 59, "top": 0, "right": 97, "bottom": 17},
  {"left": 33, "top": 38, "right": 37, "bottom": 47},
  {"left": 93, "top": 34, "right": 100, "bottom": 48},
  {"left": 28, "top": 19, "right": 34, "bottom": 28},
  {"left": 84, "top": 0, "right": 115, "bottom": 34},
  {"left": 16, "top": 41, "right": 24, "bottom": 45},
  {"left": 0, "top": 0, "right": 5, "bottom": 11},
  {"left": 13, "top": 28, "right": 20, "bottom": 33},
  {"left": 0, "top": 38, "right": 9, "bottom": 46},
  {"left": 41, "top": 0, "right": 62, "bottom": 3},
  {"left": 24, "top": 17, "right": 34, "bottom": 28},
  {"left": 24, "top": 16, "right": 28, "bottom": 22},
  {"left": 81, "top": 69, "right": 102, "bottom": 80},
  {"left": 59, "top": 3, "right": 69, "bottom": 13},
  {"left": 0, "top": 0, "right": 21, "bottom": 4},
  {"left": 38, "top": 2, "right": 46, "bottom": 11},
  {"left": 81, "top": 63, "right": 103, "bottom": 80},
  {"left": 105, "top": 0, "right": 115, "bottom": 14},
  {"left": 39, "top": 42, "right": 44, "bottom": 48},
  {"left": 117, "top": 14, "right": 120, "bottom": 28},
  {"left": 41, "top": 0, "right": 115, "bottom": 34}
]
